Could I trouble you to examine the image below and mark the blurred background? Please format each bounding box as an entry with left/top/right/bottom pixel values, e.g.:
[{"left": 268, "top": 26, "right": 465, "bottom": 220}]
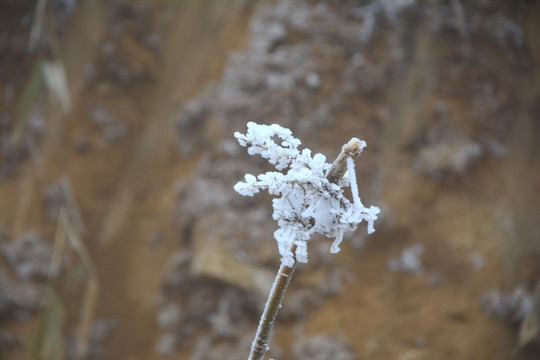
[{"left": 1, "top": 0, "right": 539, "bottom": 359}]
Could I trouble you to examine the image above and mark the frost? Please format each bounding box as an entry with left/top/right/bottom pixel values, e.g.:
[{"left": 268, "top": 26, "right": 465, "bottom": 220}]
[
  {"left": 352, "top": 0, "right": 417, "bottom": 43},
  {"left": 415, "top": 139, "right": 484, "bottom": 179},
  {"left": 469, "top": 251, "right": 486, "bottom": 270},
  {"left": 387, "top": 244, "right": 424, "bottom": 275},
  {"left": 305, "top": 72, "right": 321, "bottom": 88},
  {"left": 234, "top": 122, "right": 380, "bottom": 267},
  {"left": 481, "top": 287, "right": 533, "bottom": 323},
  {"left": 0, "top": 232, "right": 53, "bottom": 282}
]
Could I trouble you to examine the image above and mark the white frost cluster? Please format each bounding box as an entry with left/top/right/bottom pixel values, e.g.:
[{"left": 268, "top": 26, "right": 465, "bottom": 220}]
[{"left": 234, "top": 122, "right": 380, "bottom": 268}]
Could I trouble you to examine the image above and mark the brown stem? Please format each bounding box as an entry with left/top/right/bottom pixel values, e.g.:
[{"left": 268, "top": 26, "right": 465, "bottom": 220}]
[
  {"left": 326, "top": 138, "right": 365, "bottom": 184},
  {"left": 248, "top": 244, "right": 297, "bottom": 360}
]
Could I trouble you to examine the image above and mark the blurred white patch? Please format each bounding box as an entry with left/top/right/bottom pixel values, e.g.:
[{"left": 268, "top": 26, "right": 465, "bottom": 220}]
[{"left": 387, "top": 244, "right": 424, "bottom": 275}]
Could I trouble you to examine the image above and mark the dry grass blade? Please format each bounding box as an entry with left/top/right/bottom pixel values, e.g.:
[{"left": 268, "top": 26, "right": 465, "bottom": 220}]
[
  {"left": 11, "top": 61, "right": 45, "bottom": 143},
  {"left": 48, "top": 209, "right": 68, "bottom": 279},
  {"left": 58, "top": 209, "right": 99, "bottom": 359},
  {"left": 44, "top": 209, "right": 98, "bottom": 360},
  {"left": 59, "top": 210, "right": 94, "bottom": 274},
  {"left": 31, "top": 293, "right": 64, "bottom": 360},
  {"left": 28, "top": 0, "right": 47, "bottom": 53},
  {"left": 60, "top": 176, "right": 87, "bottom": 236},
  {"left": 75, "top": 278, "right": 99, "bottom": 359},
  {"left": 18, "top": 0, "right": 72, "bottom": 146},
  {"left": 11, "top": 60, "right": 72, "bottom": 146},
  {"left": 42, "top": 60, "right": 72, "bottom": 113}
]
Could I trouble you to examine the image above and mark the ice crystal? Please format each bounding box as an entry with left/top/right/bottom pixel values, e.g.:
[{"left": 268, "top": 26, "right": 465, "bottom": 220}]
[{"left": 234, "top": 122, "right": 380, "bottom": 267}]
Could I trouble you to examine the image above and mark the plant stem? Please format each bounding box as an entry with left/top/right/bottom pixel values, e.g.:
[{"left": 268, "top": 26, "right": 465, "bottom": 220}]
[
  {"left": 247, "top": 138, "right": 365, "bottom": 360},
  {"left": 248, "top": 244, "right": 297, "bottom": 360},
  {"left": 326, "top": 138, "right": 365, "bottom": 184}
]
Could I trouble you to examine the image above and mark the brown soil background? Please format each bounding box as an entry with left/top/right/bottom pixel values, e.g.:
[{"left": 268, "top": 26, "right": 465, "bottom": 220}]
[{"left": 1, "top": 1, "right": 540, "bottom": 360}]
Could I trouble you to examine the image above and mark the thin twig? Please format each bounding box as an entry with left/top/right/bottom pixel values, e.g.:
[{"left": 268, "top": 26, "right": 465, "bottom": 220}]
[{"left": 248, "top": 244, "right": 297, "bottom": 360}]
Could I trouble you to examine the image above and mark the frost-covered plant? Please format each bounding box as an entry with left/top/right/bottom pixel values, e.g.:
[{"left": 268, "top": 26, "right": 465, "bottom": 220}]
[
  {"left": 235, "top": 122, "right": 380, "bottom": 268},
  {"left": 234, "top": 122, "right": 379, "bottom": 360}
]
